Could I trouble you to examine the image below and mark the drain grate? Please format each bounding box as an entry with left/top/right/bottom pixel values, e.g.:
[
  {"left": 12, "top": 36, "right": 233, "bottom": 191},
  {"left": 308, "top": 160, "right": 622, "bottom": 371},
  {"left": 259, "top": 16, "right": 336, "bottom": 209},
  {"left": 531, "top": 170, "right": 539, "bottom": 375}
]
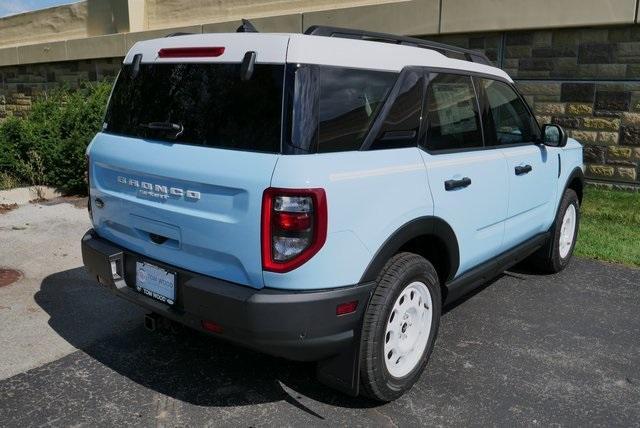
[{"left": 0, "top": 269, "right": 22, "bottom": 287}]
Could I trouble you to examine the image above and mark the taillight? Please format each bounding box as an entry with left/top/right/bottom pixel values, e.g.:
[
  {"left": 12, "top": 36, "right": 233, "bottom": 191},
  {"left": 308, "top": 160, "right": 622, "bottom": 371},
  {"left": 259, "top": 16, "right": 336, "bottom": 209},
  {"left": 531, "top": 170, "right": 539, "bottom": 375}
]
[
  {"left": 158, "top": 47, "right": 225, "bottom": 58},
  {"left": 261, "top": 188, "right": 327, "bottom": 273}
]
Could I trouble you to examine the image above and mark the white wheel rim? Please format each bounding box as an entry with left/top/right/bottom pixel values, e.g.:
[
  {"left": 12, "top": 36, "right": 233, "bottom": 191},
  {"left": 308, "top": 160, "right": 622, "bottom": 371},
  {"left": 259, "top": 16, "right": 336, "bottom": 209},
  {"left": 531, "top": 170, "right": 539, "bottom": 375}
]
[
  {"left": 384, "top": 281, "right": 433, "bottom": 378},
  {"left": 559, "top": 204, "right": 577, "bottom": 259}
]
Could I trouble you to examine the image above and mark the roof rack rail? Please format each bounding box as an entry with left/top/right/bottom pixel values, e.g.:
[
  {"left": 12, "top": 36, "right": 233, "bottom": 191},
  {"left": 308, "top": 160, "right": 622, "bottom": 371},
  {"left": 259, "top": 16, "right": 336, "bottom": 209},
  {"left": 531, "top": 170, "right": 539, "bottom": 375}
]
[
  {"left": 304, "top": 25, "right": 492, "bottom": 66},
  {"left": 164, "top": 32, "right": 195, "bottom": 37}
]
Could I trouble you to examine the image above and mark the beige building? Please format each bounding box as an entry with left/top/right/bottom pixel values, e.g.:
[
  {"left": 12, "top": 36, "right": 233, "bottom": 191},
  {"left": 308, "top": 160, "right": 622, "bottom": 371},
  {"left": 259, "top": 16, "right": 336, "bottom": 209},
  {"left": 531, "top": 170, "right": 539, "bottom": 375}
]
[
  {"left": 1, "top": 0, "right": 638, "bottom": 55},
  {"left": 0, "top": 0, "right": 639, "bottom": 186}
]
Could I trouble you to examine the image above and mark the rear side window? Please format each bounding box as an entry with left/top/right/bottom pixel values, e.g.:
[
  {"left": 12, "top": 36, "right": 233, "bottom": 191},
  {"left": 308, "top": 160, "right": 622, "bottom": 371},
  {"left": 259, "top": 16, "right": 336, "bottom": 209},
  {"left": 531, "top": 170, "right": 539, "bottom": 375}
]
[
  {"left": 287, "top": 65, "right": 397, "bottom": 153},
  {"left": 369, "top": 69, "right": 425, "bottom": 151},
  {"left": 479, "top": 78, "right": 540, "bottom": 145},
  {"left": 104, "top": 63, "right": 284, "bottom": 153},
  {"left": 318, "top": 67, "right": 397, "bottom": 152},
  {"left": 423, "top": 73, "right": 483, "bottom": 152}
]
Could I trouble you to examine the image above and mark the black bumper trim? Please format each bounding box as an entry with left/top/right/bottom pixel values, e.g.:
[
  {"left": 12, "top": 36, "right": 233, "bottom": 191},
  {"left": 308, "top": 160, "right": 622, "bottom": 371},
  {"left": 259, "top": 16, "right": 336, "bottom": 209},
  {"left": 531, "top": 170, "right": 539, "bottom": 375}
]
[{"left": 81, "top": 229, "right": 373, "bottom": 362}]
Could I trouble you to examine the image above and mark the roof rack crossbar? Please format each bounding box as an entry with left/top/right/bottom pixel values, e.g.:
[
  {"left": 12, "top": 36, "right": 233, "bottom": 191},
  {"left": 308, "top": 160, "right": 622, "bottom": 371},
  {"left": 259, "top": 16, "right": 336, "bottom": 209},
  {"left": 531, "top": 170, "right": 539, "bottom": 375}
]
[
  {"left": 304, "top": 25, "right": 492, "bottom": 66},
  {"left": 237, "top": 19, "right": 259, "bottom": 33}
]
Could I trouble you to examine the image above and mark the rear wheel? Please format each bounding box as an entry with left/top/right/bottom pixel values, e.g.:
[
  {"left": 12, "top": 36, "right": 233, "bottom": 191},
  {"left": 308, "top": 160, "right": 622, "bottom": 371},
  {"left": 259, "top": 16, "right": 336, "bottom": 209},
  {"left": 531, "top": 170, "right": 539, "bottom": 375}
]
[
  {"left": 359, "top": 252, "right": 441, "bottom": 402},
  {"left": 530, "top": 189, "right": 580, "bottom": 273}
]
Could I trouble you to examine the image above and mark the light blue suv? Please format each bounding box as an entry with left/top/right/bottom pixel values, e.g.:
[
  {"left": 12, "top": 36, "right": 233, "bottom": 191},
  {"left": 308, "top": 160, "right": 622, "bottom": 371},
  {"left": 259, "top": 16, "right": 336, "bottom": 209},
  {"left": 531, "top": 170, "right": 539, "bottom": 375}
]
[{"left": 81, "top": 25, "right": 584, "bottom": 401}]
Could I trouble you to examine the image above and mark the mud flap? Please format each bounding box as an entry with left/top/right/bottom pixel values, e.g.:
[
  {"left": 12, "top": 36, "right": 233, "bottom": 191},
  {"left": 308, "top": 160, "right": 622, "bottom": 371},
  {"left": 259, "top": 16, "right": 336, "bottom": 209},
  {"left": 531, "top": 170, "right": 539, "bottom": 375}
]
[{"left": 316, "top": 321, "right": 363, "bottom": 397}]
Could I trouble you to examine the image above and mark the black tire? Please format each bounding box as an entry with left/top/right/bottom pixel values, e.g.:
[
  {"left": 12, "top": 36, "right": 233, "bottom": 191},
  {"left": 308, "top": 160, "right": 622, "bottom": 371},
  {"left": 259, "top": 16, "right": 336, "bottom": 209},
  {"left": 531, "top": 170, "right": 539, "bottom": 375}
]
[
  {"left": 359, "top": 252, "right": 441, "bottom": 402},
  {"left": 529, "top": 189, "right": 580, "bottom": 273}
]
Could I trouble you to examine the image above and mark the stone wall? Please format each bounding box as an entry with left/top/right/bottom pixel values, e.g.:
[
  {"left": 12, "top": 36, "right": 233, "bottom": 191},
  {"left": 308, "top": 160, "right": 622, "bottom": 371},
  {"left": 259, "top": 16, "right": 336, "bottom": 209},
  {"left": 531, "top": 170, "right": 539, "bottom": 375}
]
[
  {"left": 0, "top": 58, "right": 121, "bottom": 119},
  {"left": 525, "top": 82, "right": 640, "bottom": 184},
  {"left": 429, "top": 25, "right": 640, "bottom": 187}
]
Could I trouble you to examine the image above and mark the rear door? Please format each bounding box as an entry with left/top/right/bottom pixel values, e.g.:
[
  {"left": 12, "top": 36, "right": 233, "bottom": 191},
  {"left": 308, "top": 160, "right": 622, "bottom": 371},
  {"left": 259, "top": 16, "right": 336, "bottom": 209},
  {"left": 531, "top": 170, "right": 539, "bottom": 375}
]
[
  {"left": 420, "top": 72, "right": 508, "bottom": 277},
  {"left": 476, "top": 78, "right": 557, "bottom": 250},
  {"left": 89, "top": 34, "right": 290, "bottom": 289}
]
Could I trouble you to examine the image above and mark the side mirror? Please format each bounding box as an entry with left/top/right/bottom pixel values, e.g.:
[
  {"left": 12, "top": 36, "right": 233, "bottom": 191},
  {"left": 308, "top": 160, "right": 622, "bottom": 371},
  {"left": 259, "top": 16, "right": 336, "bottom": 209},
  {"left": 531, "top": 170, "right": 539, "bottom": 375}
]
[{"left": 541, "top": 124, "right": 568, "bottom": 148}]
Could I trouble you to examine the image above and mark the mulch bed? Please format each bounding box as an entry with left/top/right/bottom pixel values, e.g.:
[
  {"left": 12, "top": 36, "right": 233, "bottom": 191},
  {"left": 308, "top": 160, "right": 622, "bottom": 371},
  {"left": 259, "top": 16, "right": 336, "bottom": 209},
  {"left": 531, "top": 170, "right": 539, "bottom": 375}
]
[
  {"left": 0, "top": 203, "right": 18, "bottom": 214},
  {"left": 0, "top": 268, "right": 23, "bottom": 287},
  {"left": 39, "top": 196, "right": 88, "bottom": 209}
]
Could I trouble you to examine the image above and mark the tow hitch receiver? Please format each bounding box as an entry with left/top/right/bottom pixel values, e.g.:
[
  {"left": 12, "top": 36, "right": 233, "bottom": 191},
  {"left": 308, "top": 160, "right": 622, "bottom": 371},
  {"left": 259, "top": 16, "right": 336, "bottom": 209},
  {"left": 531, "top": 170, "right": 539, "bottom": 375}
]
[{"left": 144, "top": 313, "right": 160, "bottom": 332}]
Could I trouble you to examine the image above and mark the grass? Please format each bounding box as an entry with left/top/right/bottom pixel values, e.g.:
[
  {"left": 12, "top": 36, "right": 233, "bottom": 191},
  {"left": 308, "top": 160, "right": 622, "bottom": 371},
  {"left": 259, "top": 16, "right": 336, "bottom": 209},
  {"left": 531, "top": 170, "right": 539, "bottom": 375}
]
[{"left": 575, "top": 186, "right": 640, "bottom": 268}]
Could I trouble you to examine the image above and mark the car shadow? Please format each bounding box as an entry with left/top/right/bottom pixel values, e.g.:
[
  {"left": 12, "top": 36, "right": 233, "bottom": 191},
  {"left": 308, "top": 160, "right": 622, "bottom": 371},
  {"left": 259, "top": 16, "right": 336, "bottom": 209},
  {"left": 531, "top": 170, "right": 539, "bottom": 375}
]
[
  {"left": 34, "top": 267, "right": 377, "bottom": 413},
  {"left": 442, "top": 261, "right": 534, "bottom": 314}
]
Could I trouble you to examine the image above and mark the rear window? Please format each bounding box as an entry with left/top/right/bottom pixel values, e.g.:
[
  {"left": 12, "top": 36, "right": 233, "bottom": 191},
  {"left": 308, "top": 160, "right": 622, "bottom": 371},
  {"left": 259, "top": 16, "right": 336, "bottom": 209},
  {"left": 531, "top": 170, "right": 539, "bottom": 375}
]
[{"left": 104, "top": 63, "right": 285, "bottom": 153}]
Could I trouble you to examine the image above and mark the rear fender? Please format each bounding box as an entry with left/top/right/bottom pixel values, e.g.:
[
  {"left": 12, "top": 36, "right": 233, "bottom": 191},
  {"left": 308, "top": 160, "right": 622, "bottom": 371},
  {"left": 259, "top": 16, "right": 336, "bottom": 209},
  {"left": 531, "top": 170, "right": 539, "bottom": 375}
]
[{"left": 360, "top": 216, "right": 460, "bottom": 283}]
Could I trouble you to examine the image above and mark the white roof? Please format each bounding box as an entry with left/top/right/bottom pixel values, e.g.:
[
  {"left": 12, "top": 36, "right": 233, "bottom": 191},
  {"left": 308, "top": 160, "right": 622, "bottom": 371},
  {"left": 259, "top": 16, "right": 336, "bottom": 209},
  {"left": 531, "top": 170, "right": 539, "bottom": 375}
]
[{"left": 124, "top": 32, "right": 512, "bottom": 82}]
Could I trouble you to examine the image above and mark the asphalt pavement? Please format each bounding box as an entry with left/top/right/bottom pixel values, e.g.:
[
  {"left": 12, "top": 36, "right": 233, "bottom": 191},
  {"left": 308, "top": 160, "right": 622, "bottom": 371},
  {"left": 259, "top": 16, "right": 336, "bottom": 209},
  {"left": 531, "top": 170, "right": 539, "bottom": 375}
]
[{"left": 0, "top": 202, "right": 638, "bottom": 427}]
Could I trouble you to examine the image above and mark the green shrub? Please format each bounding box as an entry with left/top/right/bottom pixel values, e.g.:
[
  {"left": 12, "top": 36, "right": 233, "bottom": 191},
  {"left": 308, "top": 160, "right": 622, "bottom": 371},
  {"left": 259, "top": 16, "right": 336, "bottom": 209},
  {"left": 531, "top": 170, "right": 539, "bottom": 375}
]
[
  {"left": 0, "top": 116, "right": 34, "bottom": 180},
  {"left": 0, "top": 171, "right": 18, "bottom": 190},
  {"left": 0, "top": 81, "right": 112, "bottom": 194},
  {"left": 16, "top": 150, "right": 47, "bottom": 200}
]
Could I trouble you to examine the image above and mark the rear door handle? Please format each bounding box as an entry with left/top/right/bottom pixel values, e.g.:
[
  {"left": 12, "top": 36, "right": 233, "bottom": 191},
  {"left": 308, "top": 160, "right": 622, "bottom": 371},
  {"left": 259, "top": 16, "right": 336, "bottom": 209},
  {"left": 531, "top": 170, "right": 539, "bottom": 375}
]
[
  {"left": 515, "top": 165, "right": 533, "bottom": 175},
  {"left": 445, "top": 177, "right": 472, "bottom": 191}
]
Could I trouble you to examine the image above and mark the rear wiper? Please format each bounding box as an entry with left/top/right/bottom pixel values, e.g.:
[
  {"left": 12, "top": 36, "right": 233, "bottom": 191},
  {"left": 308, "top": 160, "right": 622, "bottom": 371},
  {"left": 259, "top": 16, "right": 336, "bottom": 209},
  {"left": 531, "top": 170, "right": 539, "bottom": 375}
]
[{"left": 138, "top": 122, "right": 184, "bottom": 139}]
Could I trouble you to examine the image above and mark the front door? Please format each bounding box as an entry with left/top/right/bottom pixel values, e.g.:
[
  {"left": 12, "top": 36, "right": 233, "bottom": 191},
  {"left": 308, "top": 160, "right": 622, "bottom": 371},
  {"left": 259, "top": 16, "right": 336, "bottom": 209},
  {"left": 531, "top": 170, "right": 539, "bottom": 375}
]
[{"left": 476, "top": 78, "right": 557, "bottom": 250}]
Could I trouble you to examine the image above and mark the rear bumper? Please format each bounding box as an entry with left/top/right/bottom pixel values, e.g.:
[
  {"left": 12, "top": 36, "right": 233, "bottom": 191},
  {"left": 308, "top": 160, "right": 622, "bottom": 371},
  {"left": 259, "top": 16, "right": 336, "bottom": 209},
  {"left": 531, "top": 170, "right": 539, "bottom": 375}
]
[{"left": 81, "top": 229, "right": 373, "bottom": 362}]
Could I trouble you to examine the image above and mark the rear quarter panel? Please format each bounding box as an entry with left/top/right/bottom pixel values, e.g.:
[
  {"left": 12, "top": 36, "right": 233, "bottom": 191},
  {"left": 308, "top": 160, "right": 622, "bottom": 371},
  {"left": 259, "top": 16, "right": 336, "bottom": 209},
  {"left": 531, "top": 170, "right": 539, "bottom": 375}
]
[{"left": 267, "top": 148, "right": 432, "bottom": 290}]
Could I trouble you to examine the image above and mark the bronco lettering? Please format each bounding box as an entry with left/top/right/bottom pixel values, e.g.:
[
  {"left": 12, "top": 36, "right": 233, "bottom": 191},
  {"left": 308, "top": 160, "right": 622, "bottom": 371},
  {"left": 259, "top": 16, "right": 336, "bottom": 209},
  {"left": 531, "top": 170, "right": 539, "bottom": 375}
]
[{"left": 117, "top": 176, "right": 201, "bottom": 200}]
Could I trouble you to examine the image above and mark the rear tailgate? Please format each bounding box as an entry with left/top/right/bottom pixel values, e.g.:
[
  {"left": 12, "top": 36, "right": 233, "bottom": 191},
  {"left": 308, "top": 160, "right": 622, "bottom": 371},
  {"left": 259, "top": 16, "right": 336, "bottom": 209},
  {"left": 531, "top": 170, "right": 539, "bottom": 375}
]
[
  {"left": 89, "top": 33, "right": 290, "bottom": 289},
  {"left": 89, "top": 134, "right": 277, "bottom": 288}
]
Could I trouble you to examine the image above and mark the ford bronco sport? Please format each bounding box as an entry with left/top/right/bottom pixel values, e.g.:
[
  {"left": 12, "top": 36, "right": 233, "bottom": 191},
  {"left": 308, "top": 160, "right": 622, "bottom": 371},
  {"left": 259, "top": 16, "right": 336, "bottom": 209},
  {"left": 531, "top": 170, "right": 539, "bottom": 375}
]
[{"left": 82, "top": 24, "right": 584, "bottom": 401}]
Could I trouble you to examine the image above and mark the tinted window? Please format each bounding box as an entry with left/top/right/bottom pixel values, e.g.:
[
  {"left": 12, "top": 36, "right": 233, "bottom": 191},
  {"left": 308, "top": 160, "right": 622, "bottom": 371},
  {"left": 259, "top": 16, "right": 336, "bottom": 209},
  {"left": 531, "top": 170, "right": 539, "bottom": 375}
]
[
  {"left": 287, "top": 65, "right": 397, "bottom": 153},
  {"left": 480, "top": 78, "right": 539, "bottom": 145},
  {"left": 314, "top": 66, "right": 397, "bottom": 152},
  {"left": 104, "top": 63, "right": 284, "bottom": 152},
  {"left": 424, "top": 73, "right": 483, "bottom": 152},
  {"left": 288, "top": 65, "right": 319, "bottom": 153},
  {"left": 369, "top": 70, "right": 424, "bottom": 150}
]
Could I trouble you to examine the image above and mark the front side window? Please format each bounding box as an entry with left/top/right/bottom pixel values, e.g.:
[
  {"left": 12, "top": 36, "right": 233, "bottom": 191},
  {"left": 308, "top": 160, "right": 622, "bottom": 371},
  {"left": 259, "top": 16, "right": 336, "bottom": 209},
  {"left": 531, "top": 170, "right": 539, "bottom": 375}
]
[
  {"left": 423, "top": 73, "right": 483, "bottom": 152},
  {"left": 287, "top": 65, "right": 398, "bottom": 153},
  {"left": 104, "top": 63, "right": 284, "bottom": 152},
  {"left": 480, "top": 78, "right": 539, "bottom": 146}
]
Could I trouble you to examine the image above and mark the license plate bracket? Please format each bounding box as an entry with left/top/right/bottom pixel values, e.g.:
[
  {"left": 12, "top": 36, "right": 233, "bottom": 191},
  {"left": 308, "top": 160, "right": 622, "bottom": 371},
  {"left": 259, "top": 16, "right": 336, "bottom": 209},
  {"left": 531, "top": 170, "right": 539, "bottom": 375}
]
[{"left": 135, "top": 261, "right": 176, "bottom": 305}]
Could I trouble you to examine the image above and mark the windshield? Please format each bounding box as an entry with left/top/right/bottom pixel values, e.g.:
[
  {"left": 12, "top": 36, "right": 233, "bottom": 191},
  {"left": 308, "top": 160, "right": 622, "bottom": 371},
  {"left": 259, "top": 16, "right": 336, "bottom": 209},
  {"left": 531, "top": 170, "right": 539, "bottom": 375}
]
[{"left": 104, "top": 63, "right": 285, "bottom": 153}]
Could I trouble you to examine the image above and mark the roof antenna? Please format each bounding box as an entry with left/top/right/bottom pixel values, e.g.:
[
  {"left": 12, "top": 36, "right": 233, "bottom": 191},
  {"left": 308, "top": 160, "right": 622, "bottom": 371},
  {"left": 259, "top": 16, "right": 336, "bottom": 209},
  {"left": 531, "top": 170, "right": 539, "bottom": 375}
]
[{"left": 237, "top": 19, "right": 258, "bottom": 33}]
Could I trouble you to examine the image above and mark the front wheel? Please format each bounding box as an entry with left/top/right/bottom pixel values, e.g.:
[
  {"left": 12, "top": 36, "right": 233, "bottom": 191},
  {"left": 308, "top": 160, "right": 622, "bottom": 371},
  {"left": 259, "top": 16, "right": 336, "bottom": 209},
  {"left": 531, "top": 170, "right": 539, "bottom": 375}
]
[
  {"left": 530, "top": 188, "right": 580, "bottom": 273},
  {"left": 359, "top": 253, "right": 441, "bottom": 402}
]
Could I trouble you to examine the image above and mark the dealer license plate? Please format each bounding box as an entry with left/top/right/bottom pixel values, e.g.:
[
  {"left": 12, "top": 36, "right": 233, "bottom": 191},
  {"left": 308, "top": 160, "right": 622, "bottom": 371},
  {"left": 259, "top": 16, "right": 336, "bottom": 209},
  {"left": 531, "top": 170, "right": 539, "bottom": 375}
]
[{"left": 135, "top": 261, "right": 176, "bottom": 305}]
